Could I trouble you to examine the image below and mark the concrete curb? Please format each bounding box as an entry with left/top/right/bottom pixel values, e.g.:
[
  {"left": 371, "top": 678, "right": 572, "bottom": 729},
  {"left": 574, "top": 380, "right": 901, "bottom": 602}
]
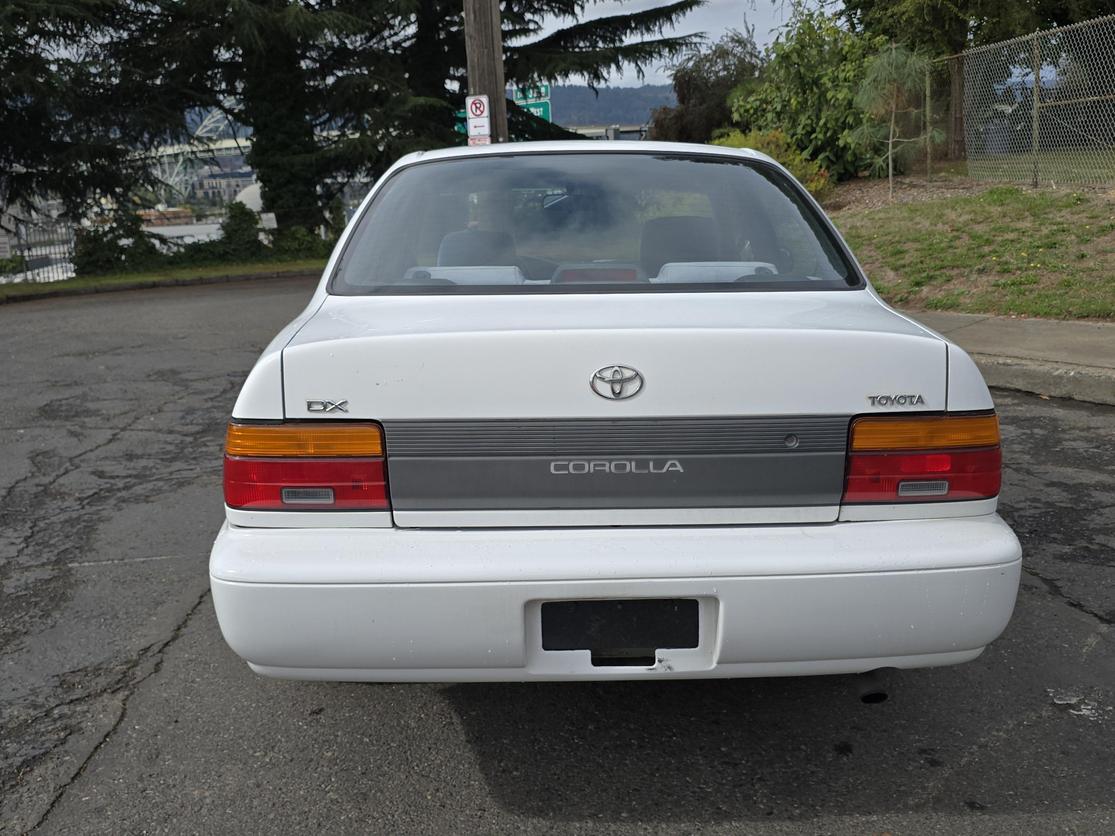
[
  {"left": 905, "top": 310, "right": 1115, "bottom": 409},
  {"left": 0, "top": 268, "right": 321, "bottom": 306},
  {"left": 973, "top": 354, "right": 1115, "bottom": 407}
]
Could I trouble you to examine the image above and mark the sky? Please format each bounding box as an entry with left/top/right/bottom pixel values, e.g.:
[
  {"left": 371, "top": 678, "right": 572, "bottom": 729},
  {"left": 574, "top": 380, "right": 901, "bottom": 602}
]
[{"left": 538, "top": 0, "right": 803, "bottom": 86}]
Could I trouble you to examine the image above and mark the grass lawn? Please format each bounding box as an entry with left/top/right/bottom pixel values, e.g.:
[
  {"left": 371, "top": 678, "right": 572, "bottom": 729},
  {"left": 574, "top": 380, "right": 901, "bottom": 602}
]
[
  {"left": 0, "top": 258, "right": 326, "bottom": 303},
  {"left": 832, "top": 185, "right": 1115, "bottom": 319},
  {"left": 967, "top": 148, "right": 1115, "bottom": 187}
]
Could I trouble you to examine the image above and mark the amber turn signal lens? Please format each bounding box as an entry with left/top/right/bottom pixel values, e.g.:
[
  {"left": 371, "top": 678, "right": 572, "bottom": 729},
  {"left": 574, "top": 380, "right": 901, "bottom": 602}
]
[
  {"left": 850, "top": 414, "right": 1000, "bottom": 452},
  {"left": 225, "top": 422, "right": 384, "bottom": 457}
]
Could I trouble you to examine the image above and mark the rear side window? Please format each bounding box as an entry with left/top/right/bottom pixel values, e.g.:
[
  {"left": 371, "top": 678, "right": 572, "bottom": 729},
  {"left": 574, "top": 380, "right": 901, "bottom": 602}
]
[{"left": 330, "top": 152, "right": 859, "bottom": 295}]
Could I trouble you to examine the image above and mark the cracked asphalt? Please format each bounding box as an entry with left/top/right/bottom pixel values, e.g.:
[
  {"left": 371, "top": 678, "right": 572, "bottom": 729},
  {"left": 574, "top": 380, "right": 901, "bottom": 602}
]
[{"left": 1, "top": 276, "right": 1113, "bottom": 835}]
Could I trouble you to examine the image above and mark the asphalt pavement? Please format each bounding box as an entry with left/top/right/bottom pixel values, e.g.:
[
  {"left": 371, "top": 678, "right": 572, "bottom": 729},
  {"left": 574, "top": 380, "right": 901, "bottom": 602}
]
[{"left": 1, "top": 276, "right": 1113, "bottom": 835}]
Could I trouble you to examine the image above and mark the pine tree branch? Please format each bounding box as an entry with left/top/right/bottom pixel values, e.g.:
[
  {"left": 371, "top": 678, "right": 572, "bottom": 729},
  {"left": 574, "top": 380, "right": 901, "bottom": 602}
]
[{"left": 510, "top": 1, "right": 703, "bottom": 51}]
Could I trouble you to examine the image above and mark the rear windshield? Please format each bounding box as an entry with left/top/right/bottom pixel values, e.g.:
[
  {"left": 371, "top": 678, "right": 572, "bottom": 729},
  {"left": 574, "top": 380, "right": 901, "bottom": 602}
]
[{"left": 330, "top": 152, "right": 859, "bottom": 295}]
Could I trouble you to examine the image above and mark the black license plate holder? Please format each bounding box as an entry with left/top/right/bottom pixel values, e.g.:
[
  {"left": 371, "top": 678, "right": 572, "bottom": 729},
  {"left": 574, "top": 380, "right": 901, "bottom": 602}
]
[{"left": 541, "top": 598, "right": 699, "bottom": 666}]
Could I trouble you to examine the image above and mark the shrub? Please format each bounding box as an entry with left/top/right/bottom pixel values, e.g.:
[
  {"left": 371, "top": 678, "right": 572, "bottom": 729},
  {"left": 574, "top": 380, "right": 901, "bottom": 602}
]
[
  {"left": 217, "top": 201, "right": 265, "bottom": 261},
  {"left": 164, "top": 202, "right": 264, "bottom": 267},
  {"left": 0, "top": 254, "right": 26, "bottom": 275},
  {"left": 713, "top": 129, "right": 834, "bottom": 201},
  {"left": 73, "top": 212, "right": 162, "bottom": 276},
  {"left": 73, "top": 201, "right": 327, "bottom": 275},
  {"left": 730, "top": 10, "right": 884, "bottom": 180},
  {"left": 649, "top": 29, "right": 763, "bottom": 144},
  {"left": 270, "top": 226, "right": 333, "bottom": 260}
]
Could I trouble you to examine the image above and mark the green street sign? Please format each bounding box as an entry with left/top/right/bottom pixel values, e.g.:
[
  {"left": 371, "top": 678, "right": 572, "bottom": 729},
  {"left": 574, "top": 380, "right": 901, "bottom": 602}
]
[
  {"left": 513, "top": 83, "right": 550, "bottom": 104},
  {"left": 522, "top": 100, "right": 551, "bottom": 122}
]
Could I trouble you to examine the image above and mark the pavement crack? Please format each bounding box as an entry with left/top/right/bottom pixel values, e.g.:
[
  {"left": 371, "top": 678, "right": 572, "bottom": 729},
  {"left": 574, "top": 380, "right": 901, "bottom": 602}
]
[
  {"left": 1, "top": 370, "right": 241, "bottom": 578},
  {"left": 1024, "top": 566, "right": 1114, "bottom": 626},
  {"left": 25, "top": 588, "right": 210, "bottom": 834}
]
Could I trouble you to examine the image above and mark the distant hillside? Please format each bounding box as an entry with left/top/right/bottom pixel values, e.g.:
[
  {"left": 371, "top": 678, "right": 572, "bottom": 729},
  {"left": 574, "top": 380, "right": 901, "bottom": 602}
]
[{"left": 550, "top": 85, "right": 676, "bottom": 127}]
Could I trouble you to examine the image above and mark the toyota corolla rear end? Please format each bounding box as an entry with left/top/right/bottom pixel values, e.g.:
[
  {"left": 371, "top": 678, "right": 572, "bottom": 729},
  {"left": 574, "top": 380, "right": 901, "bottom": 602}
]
[{"left": 209, "top": 142, "right": 1021, "bottom": 681}]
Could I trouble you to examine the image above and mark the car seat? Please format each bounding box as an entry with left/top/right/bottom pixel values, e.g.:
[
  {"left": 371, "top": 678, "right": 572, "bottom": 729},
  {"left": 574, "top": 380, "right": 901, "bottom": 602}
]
[
  {"left": 639, "top": 216, "right": 721, "bottom": 277},
  {"left": 437, "top": 229, "right": 517, "bottom": 267}
]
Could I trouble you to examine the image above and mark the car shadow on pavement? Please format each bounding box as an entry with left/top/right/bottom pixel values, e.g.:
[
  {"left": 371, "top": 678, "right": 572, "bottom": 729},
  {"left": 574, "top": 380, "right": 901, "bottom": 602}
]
[
  {"left": 441, "top": 651, "right": 1109, "bottom": 825},
  {"left": 444, "top": 673, "right": 920, "bottom": 822}
]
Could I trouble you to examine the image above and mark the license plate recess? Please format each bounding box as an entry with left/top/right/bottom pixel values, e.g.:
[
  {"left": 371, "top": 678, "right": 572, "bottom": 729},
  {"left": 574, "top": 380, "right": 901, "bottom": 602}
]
[{"left": 540, "top": 598, "right": 699, "bottom": 666}]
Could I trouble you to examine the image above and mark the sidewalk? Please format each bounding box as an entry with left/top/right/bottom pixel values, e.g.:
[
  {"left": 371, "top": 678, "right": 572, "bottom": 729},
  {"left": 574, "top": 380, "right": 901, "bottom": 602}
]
[{"left": 906, "top": 311, "right": 1115, "bottom": 407}]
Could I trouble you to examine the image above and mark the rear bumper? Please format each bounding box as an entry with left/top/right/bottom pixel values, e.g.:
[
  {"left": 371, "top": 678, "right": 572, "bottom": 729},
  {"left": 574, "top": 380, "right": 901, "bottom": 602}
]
[{"left": 209, "top": 515, "right": 1021, "bottom": 681}]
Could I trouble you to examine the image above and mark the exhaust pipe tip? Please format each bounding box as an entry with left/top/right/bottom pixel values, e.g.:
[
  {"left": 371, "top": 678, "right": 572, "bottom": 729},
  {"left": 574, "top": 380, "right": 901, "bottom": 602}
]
[{"left": 856, "top": 669, "right": 889, "bottom": 704}]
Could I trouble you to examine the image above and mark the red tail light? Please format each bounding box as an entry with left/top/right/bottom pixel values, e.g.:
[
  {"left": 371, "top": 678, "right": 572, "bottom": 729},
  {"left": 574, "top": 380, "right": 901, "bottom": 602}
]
[
  {"left": 223, "top": 423, "right": 388, "bottom": 511},
  {"left": 843, "top": 414, "right": 1001, "bottom": 503}
]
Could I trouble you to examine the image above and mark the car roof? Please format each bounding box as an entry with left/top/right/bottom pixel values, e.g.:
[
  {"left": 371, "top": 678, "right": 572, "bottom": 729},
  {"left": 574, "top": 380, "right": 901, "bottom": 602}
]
[{"left": 392, "top": 140, "right": 775, "bottom": 170}]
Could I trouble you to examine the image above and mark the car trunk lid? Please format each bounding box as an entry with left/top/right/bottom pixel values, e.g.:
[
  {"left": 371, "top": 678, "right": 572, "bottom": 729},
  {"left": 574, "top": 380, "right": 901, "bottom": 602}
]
[{"left": 281, "top": 291, "right": 946, "bottom": 527}]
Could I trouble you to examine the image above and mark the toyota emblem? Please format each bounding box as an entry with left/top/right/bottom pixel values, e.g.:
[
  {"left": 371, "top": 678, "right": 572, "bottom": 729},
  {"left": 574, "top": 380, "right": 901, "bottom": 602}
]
[{"left": 591, "top": 366, "right": 644, "bottom": 400}]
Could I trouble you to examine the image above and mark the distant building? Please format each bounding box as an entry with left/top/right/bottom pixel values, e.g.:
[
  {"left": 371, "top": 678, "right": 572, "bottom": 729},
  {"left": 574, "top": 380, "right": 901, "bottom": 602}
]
[
  {"left": 192, "top": 169, "right": 257, "bottom": 204},
  {"left": 138, "top": 207, "right": 195, "bottom": 226}
]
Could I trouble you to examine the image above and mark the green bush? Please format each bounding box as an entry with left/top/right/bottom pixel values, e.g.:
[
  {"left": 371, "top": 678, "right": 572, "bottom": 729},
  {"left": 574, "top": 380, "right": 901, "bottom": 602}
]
[
  {"left": 713, "top": 129, "right": 834, "bottom": 201},
  {"left": 73, "top": 212, "right": 162, "bottom": 276},
  {"left": 0, "top": 254, "right": 26, "bottom": 275},
  {"left": 217, "top": 202, "right": 266, "bottom": 261},
  {"left": 73, "top": 201, "right": 330, "bottom": 276},
  {"left": 270, "top": 225, "right": 334, "bottom": 260},
  {"left": 730, "top": 10, "right": 884, "bottom": 180},
  {"left": 649, "top": 30, "right": 763, "bottom": 144},
  {"left": 164, "top": 201, "right": 264, "bottom": 266}
]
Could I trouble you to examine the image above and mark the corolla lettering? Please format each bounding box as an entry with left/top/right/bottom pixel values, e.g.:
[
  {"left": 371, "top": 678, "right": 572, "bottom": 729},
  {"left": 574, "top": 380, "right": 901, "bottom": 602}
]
[{"left": 550, "top": 460, "right": 685, "bottom": 475}]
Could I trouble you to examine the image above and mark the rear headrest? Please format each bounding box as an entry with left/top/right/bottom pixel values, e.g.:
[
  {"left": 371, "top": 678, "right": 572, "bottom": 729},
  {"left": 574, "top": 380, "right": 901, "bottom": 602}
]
[
  {"left": 640, "top": 216, "right": 721, "bottom": 277},
  {"left": 437, "top": 229, "right": 516, "bottom": 267}
]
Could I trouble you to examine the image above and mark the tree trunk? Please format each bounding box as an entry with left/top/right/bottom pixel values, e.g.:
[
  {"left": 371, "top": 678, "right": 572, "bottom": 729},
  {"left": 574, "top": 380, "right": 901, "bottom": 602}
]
[
  {"left": 240, "top": 14, "right": 321, "bottom": 232},
  {"left": 925, "top": 66, "right": 932, "bottom": 182},
  {"left": 888, "top": 91, "right": 896, "bottom": 202},
  {"left": 948, "top": 55, "right": 966, "bottom": 160}
]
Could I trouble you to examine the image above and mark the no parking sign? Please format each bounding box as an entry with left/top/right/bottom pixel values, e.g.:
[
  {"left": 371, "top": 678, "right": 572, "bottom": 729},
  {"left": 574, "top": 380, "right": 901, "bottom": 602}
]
[{"left": 465, "top": 94, "right": 491, "bottom": 145}]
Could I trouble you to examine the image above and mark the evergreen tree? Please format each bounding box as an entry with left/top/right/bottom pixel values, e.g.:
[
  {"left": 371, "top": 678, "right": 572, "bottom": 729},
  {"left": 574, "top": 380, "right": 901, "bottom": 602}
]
[
  {"left": 134, "top": 0, "right": 432, "bottom": 233},
  {"left": 0, "top": 1, "right": 192, "bottom": 216},
  {"left": 851, "top": 44, "right": 938, "bottom": 200},
  {"left": 397, "top": 0, "right": 704, "bottom": 141},
  {"left": 6, "top": 1, "right": 704, "bottom": 232},
  {"left": 140, "top": 0, "right": 704, "bottom": 232}
]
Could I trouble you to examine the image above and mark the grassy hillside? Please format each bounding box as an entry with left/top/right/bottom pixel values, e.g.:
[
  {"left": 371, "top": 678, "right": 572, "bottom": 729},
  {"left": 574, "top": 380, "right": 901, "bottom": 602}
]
[
  {"left": 1, "top": 259, "right": 324, "bottom": 304},
  {"left": 832, "top": 186, "right": 1115, "bottom": 319}
]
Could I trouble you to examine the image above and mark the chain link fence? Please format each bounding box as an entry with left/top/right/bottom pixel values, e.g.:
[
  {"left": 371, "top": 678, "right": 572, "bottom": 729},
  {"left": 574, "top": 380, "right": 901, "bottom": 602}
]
[{"left": 943, "top": 14, "right": 1115, "bottom": 186}]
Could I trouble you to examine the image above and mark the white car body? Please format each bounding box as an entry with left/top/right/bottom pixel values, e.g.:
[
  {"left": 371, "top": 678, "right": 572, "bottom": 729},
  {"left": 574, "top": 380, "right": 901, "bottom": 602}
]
[{"left": 210, "top": 141, "right": 1021, "bottom": 681}]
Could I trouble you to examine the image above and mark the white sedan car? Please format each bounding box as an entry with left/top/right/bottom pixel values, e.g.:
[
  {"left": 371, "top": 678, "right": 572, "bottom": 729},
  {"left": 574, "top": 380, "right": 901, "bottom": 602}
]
[{"left": 210, "top": 141, "right": 1021, "bottom": 682}]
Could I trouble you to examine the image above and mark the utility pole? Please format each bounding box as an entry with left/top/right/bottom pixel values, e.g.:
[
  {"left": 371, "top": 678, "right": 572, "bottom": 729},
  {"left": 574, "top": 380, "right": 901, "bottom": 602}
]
[{"left": 463, "top": 0, "right": 509, "bottom": 143}]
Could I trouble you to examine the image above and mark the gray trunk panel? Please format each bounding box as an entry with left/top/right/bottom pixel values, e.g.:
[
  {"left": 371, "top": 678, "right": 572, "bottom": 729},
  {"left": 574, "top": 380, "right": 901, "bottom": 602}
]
[{"left": 384, "top": 417, "right": 850, "bottom": 511}]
